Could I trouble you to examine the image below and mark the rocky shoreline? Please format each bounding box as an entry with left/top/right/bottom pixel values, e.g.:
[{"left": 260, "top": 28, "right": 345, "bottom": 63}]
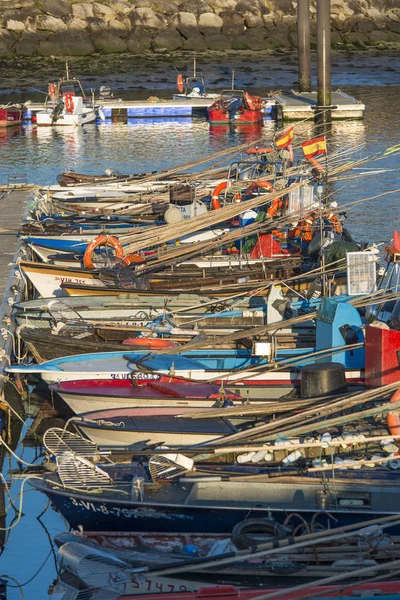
[{"left": 0, "top": 0, "right": 399, "bottom": 59}]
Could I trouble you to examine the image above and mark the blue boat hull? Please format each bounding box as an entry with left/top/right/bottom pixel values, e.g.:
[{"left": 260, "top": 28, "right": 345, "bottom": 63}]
[{"left": 33, "top": 482, "right": 400, "bottom": 535}]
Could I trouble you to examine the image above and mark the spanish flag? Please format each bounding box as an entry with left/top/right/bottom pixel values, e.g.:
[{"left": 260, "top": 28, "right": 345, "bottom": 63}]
[
  {"left": 301, "top": 136, "right": 327, "bottom": 158},
  {"left": 275, "top": 126, "right": 294, "bottom": 150}
]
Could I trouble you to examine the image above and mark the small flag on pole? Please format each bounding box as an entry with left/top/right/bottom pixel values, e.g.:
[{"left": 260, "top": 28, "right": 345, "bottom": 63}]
[
  {"left": 301, "top": 136, "right": 327, "bottom": 158},
  {"left": 275, "top": 126, "right": 294, "bottom": 150}
]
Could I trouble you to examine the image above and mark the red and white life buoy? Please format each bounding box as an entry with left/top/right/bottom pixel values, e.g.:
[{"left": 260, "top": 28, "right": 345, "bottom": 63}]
[
  {"left": 48, "top": 83, "right": 56, "bottom": 98},
  {"left": 211, "top": 181, "right": 231, "bottom": 210},
  {"left": 64, "top": 93, "right": 74, "bottom": 114},
  {"left": 83, "top": 234, "right": 125, "bottom": 269},
  {"left": 177, "top": 74, "right": 184, "bottom": 93}
]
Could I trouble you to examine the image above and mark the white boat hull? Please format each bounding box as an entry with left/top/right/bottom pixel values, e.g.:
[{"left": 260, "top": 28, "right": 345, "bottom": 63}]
[
  {"left": 19, "top": 262, "right": 105, "bottom": 297},
  {"left": 56, "top": 391, "right": 233, "bottom": 415},
  {"left": 36, "top": 102, "right": 96, "bottom": 127},
  {"left": 76, "top": 423, "right": 225, "bottom": 448}
]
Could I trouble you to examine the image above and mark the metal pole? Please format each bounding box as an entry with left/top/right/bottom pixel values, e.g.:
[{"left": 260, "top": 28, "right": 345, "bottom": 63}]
[
  {"left": 316, "top": 0, "right": 331, "bottom": 108},
  {"left": 297, "top": 0, "right": 311, "bottom": 92}
]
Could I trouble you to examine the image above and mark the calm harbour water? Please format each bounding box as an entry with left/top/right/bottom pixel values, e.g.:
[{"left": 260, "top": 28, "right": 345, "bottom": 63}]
[{"left": 0, "top": 52, "right": 400, "bottom": 598}]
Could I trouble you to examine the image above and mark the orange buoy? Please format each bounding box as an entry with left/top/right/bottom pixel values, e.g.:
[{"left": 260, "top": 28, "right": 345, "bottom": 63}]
[
  {"left": 177, "top": 74, "right": 184, "bottom": 93},
  {"left": 387, "top": 388, "right": 400, "bottom": 436},
  {"left": 122, "top": 338, "right": 178, "bottom": 349},
  {"left": 123, "top": 252, "right": 145, "bottom": 266},
  {"left": 83, "top": 234, "right": 125, "bottom": 269},
  {"left": 211, "top": 181, "right": 231, "bottom": 210}
]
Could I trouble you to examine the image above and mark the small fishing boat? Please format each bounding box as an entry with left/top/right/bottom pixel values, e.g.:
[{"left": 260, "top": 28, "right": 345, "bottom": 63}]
[
  {"left": 173, "top": 60, "right": 219, "bottom": 101},
  {"left": 0, "top": 104, "right": 23, "bottom": 127},
  {"left": 51, "top": 379, "right": 242, "bottom": 414},
  {"left": 52, "top": 525, "right": 400, "bottom": 596},
  {"left": 30, "top": 458, "right": 400, "bottom": 533},
  {"left": 208, "top": 91, "right": 264, "bottom": 125},
  {"left": 6, "top": 348, "right": 316, "bottom": 385},
  {"left": 35, "top": 95, "right": 96, "bottom": 127},
  {"left": 73, "top": 407, "right": 237, "bottom": 448},
  {"left": 57, "top": 168, "right": 132, "bottom": 186}
]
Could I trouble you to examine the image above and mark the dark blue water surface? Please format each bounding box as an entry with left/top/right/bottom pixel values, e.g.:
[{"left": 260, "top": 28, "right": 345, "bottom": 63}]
[{"left": 0, "top": 52, "right": 400, "bottom": 598}]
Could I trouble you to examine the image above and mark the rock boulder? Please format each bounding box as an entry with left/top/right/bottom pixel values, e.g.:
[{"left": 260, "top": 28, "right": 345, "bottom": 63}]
[
  {"left": 71, "top": 3, "right": 94, "bottom": 20},
  {"left": 126, "top": 27, "right": 153, "bottom": 51},
  {"left": 175, "top": 11, "right": 198, "bottom": 38},
  {"left": 152, "top": 28, "right": 183, "bottom": 51},
  {"left": 38, "top": 29, "right": 95, "bottom": 55},
  {"left": 198, "top": 12, "right": 223, "bottom": 35},
  {"left": 36, "top": 0, "right": 70, "bottom": 18},
  {"left": 182, "top": 31, "right": 208, "bottom": 50},
  {"left": 35, "top": 15, "right": 67, "bottom": 32},
  {"left": 92, "top": 31, "right": 127, "bottom": 52},
  {"left": 129, "top": 7, "right": 171, "bottom": 30}
]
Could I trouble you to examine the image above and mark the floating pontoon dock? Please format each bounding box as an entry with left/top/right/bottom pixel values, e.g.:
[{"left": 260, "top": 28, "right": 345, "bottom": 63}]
[
  {"left": 23, "top": 90, "right": 364, "bottom": 122},
  {"left": 270, "top": 90, "right": 365, "bottom": 120}
]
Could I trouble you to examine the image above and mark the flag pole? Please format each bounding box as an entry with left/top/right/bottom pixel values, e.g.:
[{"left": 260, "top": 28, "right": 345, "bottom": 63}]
[{"left": 321, "top": 142, "right": 329, "bottom": 296}]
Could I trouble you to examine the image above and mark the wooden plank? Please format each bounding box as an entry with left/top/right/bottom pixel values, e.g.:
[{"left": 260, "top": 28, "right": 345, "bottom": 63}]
[{"left": 0, "top": 189, "right": 30, "bottom": 297}]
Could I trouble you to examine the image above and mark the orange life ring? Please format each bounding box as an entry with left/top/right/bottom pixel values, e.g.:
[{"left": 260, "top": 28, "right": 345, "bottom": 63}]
[
  {"left": 65, "top": 93, "right": 74, "bottom": 114},
  {"left": 48, "top": 83, "right": 56, "bottom": 98},
  {"left": 267, "top": 197, "right": 283, "bottom": 218},
  {"left": 387, "top": 388, "right": 400, "bottom": 436},
  {"left": 122, "top": 338, "right": 178, "bottom": 349},
  {"left": 243, "top": 180, "right": 273, "bottom": 199},
  {"left": 245, "top": 147, "right": 273, "bottom": 155},
  {"left": 211, "top": 181, "right": 231, "bottom": 210},
  {"left": 177, "top": 74, "right": 184, "bottom": 93},
  {"left": 83, "top": 234, "right": 125, "bottom": 269}
]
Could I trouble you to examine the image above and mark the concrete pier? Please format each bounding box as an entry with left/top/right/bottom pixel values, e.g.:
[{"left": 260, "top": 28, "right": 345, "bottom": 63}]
[{"left": 0, "top": 187, "right": 31, "bottom": 391}]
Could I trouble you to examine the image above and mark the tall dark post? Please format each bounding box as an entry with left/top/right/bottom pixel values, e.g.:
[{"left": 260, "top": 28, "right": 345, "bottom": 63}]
[
  {"left": 316, "top": 0, "right": 331, "bottom": 108},
  {"left": 297, "top": 0, "right": 311, "bottom": 92}
]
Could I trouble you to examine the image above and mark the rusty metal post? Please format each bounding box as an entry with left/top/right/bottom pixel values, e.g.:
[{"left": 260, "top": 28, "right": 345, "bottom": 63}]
[
  {"left": 297, "top": 0, "right": 311, "bottom": 92},
  {"left": 316, "top": 0, "right": 331, "bottom": 109}
]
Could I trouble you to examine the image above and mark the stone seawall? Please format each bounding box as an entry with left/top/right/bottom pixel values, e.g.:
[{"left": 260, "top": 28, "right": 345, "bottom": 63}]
[{"left": 0, "top": 0, "right": 399, "bottom": 57}]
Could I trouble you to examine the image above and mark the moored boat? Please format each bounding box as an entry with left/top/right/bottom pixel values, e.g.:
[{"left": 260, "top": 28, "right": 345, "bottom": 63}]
[
  {"left": 36, "top": 95, "right": 96, "bottom": 127},
  {"left": 208, "top": 91, "right": 264, "bottom": 125},
  {"left": 0, "top": 104, "right": 23, "bottom": 127}
]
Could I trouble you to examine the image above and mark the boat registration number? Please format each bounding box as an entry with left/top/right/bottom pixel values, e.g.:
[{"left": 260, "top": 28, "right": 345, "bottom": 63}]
[
  {"left": 70, "top": 497, "right": 136, "bottom": 517},
  {"left": 130, "top": 578, "right": 190, "bottom": 593},
  {"left": 110, "top": 373, "right": 160, "bottom": 380}
]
